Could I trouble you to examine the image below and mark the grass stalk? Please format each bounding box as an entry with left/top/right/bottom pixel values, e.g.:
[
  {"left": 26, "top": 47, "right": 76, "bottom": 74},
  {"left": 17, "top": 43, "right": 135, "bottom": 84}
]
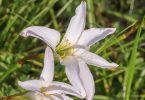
[
  {"left": 123, "top": 16, "right": 144, "bottom": 100},
  {"left": 87, "top": 0, "right": 95, "bottom": 27}
]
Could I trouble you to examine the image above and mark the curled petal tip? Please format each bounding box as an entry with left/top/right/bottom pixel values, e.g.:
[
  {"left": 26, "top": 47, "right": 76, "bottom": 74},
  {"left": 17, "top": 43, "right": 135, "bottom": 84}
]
[
  {"left": 81, "top": 0, "right": 86, "bottom": 6},
  {"left": 111, "top": 28, "right": 116, "bottom": 30},
  {"left": 18, "top": 81, "right": 21, "bottom": 83},
  {"left": 18, "top": 81, "right": 23, "bottom": 86},
  {"left": 108, "top": 28, "right": 116, "bottom": 35},
  {"left": 20, "top": 32, "right": 28, "bottom": 37},
  {"left": 111, "top": 28, "right": 116, "bottom": 32},
  {"left": 111, "top": 63, "right": 119, "bottom": 68}
]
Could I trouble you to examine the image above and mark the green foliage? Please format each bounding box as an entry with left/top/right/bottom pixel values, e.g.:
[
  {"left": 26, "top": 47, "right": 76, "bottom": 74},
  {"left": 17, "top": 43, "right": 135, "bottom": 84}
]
[
  {"left": 124, "top": 17, "right": 144, "bottom": 100},
  {"left": 0, "top": 0, "right": 145, "bottom": 99}
]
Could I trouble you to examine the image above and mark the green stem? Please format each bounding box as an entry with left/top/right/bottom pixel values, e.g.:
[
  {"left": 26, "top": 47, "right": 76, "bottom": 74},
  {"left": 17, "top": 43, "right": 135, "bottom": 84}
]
[
  {"left": 124, "top": 16, "right": 144, "bottom": 100},
  {"left": 105, "top": 10, "right": 136, "bottom": 23},
  {"left": 0, "top": 63, "right": 20, "bottom": 83},
  {"left": 87, "top": 0, "right": 95, "bottom": 27},
  {"left": 50, "top": 9, "right": 60, "bottom": 31}
]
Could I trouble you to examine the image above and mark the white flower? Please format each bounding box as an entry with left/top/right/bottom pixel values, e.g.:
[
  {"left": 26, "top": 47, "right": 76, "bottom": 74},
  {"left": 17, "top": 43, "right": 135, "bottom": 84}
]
[
  {"left": 18, "top": 47, "right": 80, "bottom": 100},
  {"left": 20, "top": 1, "right": 119, "bottom": 100}
]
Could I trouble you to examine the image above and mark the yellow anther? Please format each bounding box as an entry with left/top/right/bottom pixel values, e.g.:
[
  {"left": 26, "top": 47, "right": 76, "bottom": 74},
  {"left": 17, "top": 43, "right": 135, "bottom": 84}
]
[{"left": 56, "top": 39, "right": 74, "bottom": 59}]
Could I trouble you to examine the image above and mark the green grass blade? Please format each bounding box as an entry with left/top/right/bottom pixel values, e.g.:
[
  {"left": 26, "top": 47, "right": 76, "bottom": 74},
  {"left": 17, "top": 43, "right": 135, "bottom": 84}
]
[
  {"left": 0, "top": 63, "right": 20, "bottom": 83},
  {"left": 123, "top": 17, "right": 144, "bottom": 100},
  {"left": 87, "top": 0, "right": 95, "bottom": 27}
]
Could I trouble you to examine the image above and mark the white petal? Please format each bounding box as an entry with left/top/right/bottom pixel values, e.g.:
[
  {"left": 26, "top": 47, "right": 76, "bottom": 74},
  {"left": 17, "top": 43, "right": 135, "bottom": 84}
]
[
  {"left": 24, "top": 92, "right": 51, "bottom": 100},
  {"left": 77, "top": 28, "right": 116, "bottom": 47},
  {"left": 50, "top": 81, "right": 81, "bottom": 98},
  {"left": 18, "top": 80, "right": 43, "bottom": 92},
  {"left": 75, "top": 49, "right": 118, "bottom": 68},
  {"left": 40, "top": 46, "right": 54, "bottom": 85},
  {"left": 51, "top": 94, "right": 73, "bottom": 100},
  {"left": 49, "top": 95, "right": 62, "bottom": 100},
  {"left": 78, "top": 59, "right": 95, "bottom": 100},
  {"left": 20, "top": 26, "right": 60, "bottom": 49},
  {"left": 42, "top": 96, "right": 52, "bottom": 100},
  {"left": 24, "top": 92, "right": 39, "bottom": 100},
  {"left": 44, "top": 86, "right": 63, "bottom": 95},
  {"left": 62, "top": 56, "right": 86, "bottom": 98},
  {"left": 61, "top": 1, "right": 86, "bottom": 44},
  {"left": 50, "top": 94, "right": 73, "bottom": 100},
  {"left": 61, "top": 95, "right": 73, "bottom": 100}
]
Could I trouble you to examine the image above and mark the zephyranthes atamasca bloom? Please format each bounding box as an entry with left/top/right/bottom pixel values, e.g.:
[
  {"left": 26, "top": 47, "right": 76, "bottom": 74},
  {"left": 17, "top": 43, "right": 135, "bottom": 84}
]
[
  {"left": 18, "top": 47, "right": 81, "bottom": 100},
  {"left": 20, "top": 1, "right": 118, "bottom": 100}
]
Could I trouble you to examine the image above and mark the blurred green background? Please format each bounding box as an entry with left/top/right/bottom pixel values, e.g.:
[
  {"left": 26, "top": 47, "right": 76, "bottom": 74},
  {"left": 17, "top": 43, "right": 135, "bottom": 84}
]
[{"left": 0, "top": 0, "right": 145, "bottom": 100}]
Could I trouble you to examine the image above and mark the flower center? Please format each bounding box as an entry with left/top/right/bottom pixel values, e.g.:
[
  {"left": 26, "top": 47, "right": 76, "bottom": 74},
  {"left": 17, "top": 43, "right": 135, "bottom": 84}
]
[
  {"left": 56, "top": 38, "right": 74, "bottom": 59},
  {"left": 40, "top": 87, "right": 49, "bottom": 96}
]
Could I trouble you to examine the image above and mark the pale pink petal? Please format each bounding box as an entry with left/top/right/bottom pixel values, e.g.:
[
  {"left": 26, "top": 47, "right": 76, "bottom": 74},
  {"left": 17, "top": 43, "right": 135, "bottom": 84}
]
[
  {"left": 61, "top": 1, "right": 86, "bottom": 44},
  {"left": 48, "top": 95, "right": 62, "bottom": 100},
  {"left": 78, "top": 59, "right": 95, "bottom": 100},
  {"left": 75, "top": 49, "right": 118, "bottom": 68},
  {"left": 50, "top": 81, "right": 81, "bottom": 98},
  {"left": 20, "top": 26, "right": 60, "bottom": 49},
  {"left": 18, "top": 80, "right": 43, "bottom": 92},
  {"left": 24, "top": 92, "right": 50, "bottom": 100},
  {"left": 62, "top": 56, "right": 86, "bottom": 98},
  {"left": 77, "top": 28, "right": 116, "bottom": 47},
  {"left": 51, "top": 94, "right": 73, "bottom": 100},
  {"left": 40, "top": 46, "right": 54, "bottom": 85},
  {"left": 61, "top": 95, "right": 73, "bottom": 100}
]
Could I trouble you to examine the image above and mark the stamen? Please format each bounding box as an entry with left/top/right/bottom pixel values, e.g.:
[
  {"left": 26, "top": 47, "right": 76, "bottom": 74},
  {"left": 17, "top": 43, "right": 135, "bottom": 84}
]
[
  {"left": 56, "top": 38, "right": 74, "bottom": 59},
  {"left": 40, "top": 87, "right": 50, "bottom": 96},
  {"left": 56, "top": 38, "right": 86, "bottom": 59},
  {"left": 56, "top": 38, "right": 70, "bottom": 51}
]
